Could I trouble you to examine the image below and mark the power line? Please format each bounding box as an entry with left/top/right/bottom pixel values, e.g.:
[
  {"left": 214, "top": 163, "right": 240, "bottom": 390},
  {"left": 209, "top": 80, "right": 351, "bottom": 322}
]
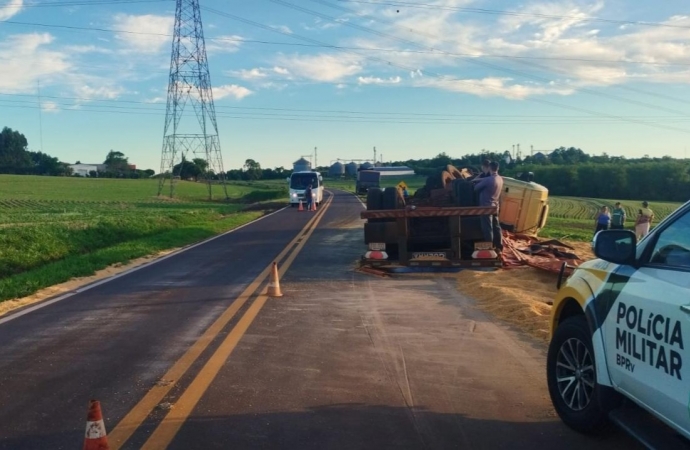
[
  {"left": 4, "top": 93, "right": 690, "bottom": 121},
  {"left": 336, "top": 0, "right": 690, "bottom": 30},
  {"left": 7, "top": 101, "right": 690, "bottom": 125},
  {"left": 303, "top": 0, "right": 690, "bottom": 117},
  {"left": 202, "top": 4, "right": 690, "bottom": 135},
  {"left": 0, "top": 0, "right": 171, "bottom": 8},
  {"left": 2, "top": 18, "right": 689, "bottom": 67}
]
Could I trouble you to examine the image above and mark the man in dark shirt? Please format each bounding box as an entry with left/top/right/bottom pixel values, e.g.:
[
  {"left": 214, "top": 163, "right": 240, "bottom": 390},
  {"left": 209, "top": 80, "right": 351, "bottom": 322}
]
[
  {"left": 477, "top": 159, "right": 491, "bottom": 179},
  {"left": 304, "top": 184, "right": 313, "bottom": 211},
  {"left": 473, "top": 161, "right": 504, "bottom": 250}
]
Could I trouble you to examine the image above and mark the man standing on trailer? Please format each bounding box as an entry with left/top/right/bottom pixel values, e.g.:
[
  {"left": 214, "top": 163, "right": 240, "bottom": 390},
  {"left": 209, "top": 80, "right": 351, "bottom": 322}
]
[
  {"left": 473, "top": 161, "right": 504, "bottom": 251},
  {"left": 477, "top": 159, "right": 491, "bottom": 179}
]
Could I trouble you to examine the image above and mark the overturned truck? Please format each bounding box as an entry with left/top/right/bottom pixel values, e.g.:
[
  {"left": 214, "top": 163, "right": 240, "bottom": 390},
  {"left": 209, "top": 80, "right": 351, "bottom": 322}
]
[{"left": 361, "top": 166, "right": 550, "bottom": 268}]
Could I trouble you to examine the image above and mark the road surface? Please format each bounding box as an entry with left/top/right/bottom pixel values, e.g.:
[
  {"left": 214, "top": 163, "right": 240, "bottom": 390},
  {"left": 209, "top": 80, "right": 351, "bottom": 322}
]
[{"left": 0, "top": 190, "right": 637, "bottom": 449}]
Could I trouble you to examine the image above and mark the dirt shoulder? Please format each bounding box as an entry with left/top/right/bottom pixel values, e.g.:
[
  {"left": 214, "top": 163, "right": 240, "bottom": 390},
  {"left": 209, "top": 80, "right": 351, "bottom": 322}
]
[{"left": 457, "top": 240, "right": 594, "bottom": 341}]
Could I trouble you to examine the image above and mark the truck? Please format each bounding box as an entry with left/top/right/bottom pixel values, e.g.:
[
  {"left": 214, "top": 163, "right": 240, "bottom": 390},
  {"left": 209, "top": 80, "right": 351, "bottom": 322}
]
[
  {"left": 360, "top": 166, "right": 549, "bottom": 268},
  {"left": 288, "top": 171, "right": 324, "bottom": 207},
  {"left": 356, "top": 170, "right": 381, "bottom": 195}
]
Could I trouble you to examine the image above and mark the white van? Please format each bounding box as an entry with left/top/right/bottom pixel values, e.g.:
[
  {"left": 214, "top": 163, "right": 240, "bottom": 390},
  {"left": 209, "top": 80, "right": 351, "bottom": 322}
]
[{"left": 288, "top": 171, "right": 323, "bottom": 207}]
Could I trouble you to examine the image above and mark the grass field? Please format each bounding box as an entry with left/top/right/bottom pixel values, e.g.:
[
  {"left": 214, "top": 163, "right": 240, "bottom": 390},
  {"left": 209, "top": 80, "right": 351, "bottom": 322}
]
[
  {"left": 0, "top": 175, "right": 286, "bottom": 302},
  {"left": 541, "top": 197, "right": 683, "bottom": 241}
]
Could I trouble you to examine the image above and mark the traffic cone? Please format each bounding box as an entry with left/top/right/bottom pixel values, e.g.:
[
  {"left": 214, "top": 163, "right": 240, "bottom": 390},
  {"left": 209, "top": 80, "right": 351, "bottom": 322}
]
[
  {"left": 267, "top": 262, "right": 283, "bottom": 297},
  {"left": 312, "top": 200, "right": 317, "bottom": 212},
  {"left": 83, "top": 400, "right": 109, "bottom": 450},
  {"left": 298, "top": 200, "right": 304, "bottom": 211}
]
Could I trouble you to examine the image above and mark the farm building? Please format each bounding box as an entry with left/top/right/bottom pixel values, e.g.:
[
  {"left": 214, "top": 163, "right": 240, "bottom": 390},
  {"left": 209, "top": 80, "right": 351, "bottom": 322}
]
[
  {"left": 367, "top": 166, "right": 415, "bottom": 177},
  {"left": 69, "top": 163, "right": 106, "bottom": 177}
]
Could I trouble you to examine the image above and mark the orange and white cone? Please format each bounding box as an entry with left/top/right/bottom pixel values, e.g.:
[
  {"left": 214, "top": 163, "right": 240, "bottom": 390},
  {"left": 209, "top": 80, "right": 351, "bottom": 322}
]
[
  {"left": 83, "top": 400, "right": 109, "bottom": 450},
  {"left": 311, "top": 200, "right": 317, "bottom": 211},
  {"left": 267, "top": 262, "right": 283, "bottom": 297},
  {"left": 298, "top": 200, "right": 304, "bottom": 211}
]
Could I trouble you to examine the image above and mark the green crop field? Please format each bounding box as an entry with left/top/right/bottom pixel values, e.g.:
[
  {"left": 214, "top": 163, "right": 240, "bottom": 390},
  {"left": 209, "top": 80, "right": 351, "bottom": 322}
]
[
  {"left": 541, "top": 197, "right": 684, "bottom": 241},
  {"left": 0, "top": 175, "right": 286, "bottom": 303}
]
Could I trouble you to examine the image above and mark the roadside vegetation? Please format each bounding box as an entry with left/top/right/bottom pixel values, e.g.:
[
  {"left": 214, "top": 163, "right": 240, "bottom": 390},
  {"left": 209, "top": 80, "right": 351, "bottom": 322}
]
[{"left": 0, "top": 176, "right": 286, "bottom": 302}]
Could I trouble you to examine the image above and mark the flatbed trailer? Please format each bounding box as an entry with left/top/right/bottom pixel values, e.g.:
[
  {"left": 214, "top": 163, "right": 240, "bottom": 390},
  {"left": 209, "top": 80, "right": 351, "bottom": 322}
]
[{"left": 360, "top": 204, "right": 503, "bottom": 268}]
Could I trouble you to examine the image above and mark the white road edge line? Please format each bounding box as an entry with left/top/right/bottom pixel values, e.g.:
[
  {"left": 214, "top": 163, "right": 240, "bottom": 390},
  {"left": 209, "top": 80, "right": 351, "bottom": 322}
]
[{"left": 0, "top": 206, "right": 288, "bottom": 326}]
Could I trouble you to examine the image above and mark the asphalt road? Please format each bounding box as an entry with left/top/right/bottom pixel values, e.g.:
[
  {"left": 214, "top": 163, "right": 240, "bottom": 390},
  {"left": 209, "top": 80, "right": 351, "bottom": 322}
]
[{"left": 0, "top": 190, "right": 637, "bottom": 449}]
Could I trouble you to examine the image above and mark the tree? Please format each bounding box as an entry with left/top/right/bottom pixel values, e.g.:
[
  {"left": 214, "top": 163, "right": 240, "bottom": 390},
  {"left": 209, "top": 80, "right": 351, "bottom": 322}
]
[
  {"left": 0, "top": 127, "right": 31, "bottom": 173},
  {"left": 104, "top": 150, "right": 129, "bottom": 173},
  {"left": 173, "top": 157, "right": 201, "bottom": 180},
  {"left": 243, "top": 158, "right": 262, "bottom": 180},
  {"left": 193, "top": 158, "right": 208, "bottom": 173}
]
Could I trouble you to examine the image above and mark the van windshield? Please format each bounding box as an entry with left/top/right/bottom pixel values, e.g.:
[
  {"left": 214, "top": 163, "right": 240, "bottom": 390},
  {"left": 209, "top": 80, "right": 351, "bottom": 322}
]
[{"left": 290, "top": 173, "right": 318, "bottom": 190}]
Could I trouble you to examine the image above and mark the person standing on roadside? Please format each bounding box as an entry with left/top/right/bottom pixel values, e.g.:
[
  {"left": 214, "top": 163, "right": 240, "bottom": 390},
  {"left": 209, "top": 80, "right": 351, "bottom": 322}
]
[
  {"left": 635, "top": 201, "right": 654, "bottom": 239},
  {"left": 611, "top": 202, "right": 626, "bottom": 230},
  {"left": 473, "top": 161, "right": 504, "bottom": 250},
  {"left": 304, "top": 184, "right": 313, "bottom": 211},
  {"left": 594, "top": 206, "right": 611, "bottom": 235}
]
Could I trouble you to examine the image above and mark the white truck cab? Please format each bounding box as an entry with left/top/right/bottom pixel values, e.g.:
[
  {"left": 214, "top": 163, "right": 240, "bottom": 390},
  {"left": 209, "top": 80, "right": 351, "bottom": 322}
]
[{"left": 287, "top": 171, "right": 323, "bottom": 207}]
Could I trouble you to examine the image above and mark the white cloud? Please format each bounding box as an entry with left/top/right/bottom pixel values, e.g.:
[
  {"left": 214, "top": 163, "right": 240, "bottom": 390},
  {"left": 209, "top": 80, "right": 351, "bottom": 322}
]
[
  {"left": 228, "top": 68, "right": 268, "bottom": 80},
  {"left": 74, "top": 84, "right": 123, "bottom": 100},
  {"left": 112, "top": 14, "right": 173, "bottom": 54},
  {"left": 358, "top": 76, "right": 401, "bottom": 85},
  {"left": 277, "top": 53, "right": 362, "bottom": 82},
  {"left": 206, "top": 35, "right": 243, "bottom": 54},
  {"left": 272, "top": 24, "right": 293, "bottom": 34},
  {"left": 273, "top": 66, "right": 290, "bottom": 75},
  {"left": 0, "top": 33, "right": 70, "bottom": 93},
  {"left": 415, "top": 77, "right": 574, "bottom": 100},
  {"left": 213, "top": 84, "right": 253, "bottom": 100},
  {"left": 41, "top": 101, "right": 59, "bottom": 113},
  {"left": 0, "top": 0, "right": 23, "bottom": 21}
]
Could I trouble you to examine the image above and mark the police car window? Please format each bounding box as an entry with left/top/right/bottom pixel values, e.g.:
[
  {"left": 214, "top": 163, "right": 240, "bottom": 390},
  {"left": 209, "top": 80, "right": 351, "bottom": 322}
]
[{"left": 649, "top": 210, "right": 690, "bottom": 268}]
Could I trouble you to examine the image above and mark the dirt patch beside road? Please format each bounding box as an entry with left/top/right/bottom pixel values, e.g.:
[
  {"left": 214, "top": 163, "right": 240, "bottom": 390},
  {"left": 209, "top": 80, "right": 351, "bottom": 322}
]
[{"left": 458, "top": 239, "right": 595, "bottom": 341}]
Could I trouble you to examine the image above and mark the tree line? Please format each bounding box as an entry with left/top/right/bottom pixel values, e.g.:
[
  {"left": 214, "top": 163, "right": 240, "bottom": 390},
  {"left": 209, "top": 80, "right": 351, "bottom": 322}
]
[{"left": 387, "top": 147, "right": 690, "bottom": 203}]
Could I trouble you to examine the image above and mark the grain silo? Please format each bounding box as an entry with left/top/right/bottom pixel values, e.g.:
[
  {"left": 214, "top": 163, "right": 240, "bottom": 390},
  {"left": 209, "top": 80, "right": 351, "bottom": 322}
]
[
  {"left": 329, "top": 162, "right": 345, "bottom": 176},
  {"left": 293, "top": 157, "right": 311, "bottom": 172},
  {"left": 346, "top": 162, "right": 359, "bottom": 176},
  {"left": 361, "top": 162, "right": 374, "bottom": 170}
]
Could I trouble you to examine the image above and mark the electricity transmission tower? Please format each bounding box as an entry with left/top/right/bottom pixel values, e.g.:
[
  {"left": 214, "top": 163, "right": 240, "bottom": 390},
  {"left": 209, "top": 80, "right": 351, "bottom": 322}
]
[{"left": 158, "top": 0, "right": 229, "bottom": 200}]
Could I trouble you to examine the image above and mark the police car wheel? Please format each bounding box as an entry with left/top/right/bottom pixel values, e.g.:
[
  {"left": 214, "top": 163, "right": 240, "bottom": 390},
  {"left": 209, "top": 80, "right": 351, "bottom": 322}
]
[{"left": 547, "top": 316, "right": 616, "bottom": 434}]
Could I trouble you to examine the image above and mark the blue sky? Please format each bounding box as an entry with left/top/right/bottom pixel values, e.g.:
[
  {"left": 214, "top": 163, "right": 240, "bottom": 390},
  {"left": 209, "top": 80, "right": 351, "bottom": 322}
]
[{"left": 1, "top": 0, "right": 690, "bottom": 172}]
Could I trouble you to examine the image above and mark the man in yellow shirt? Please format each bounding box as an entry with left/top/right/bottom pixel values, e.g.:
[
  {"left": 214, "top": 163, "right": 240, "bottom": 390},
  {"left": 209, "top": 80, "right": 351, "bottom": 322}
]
[{"left": 634, "top": 201, "right": 654, "bottom": 240}]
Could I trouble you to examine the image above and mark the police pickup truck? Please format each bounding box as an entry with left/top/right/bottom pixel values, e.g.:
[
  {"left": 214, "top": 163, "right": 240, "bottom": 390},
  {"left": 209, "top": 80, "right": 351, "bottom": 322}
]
[{"left": 547, "top": 200, "right": 690, "bottom": 448}]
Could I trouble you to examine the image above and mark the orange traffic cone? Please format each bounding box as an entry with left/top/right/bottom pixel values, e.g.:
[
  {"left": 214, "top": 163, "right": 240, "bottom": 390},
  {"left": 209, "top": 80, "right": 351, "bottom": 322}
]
[
  {"left": 267, "top": 262, "right": 283, "bottom": 297},
  {"left": 298, "top": 200, "right": 304, "bottom": 211},
  {"left": 83, "top": 400, "right": 109, "bottom": 450},
  {"left": 311, "top": 200, "right": 317, "bottom": 212}
]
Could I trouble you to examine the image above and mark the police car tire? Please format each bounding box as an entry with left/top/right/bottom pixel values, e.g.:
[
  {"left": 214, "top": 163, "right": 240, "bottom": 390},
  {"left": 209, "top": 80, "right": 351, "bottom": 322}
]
[{"left": 547, "top": 315, "right": 618, "bottom": 435}]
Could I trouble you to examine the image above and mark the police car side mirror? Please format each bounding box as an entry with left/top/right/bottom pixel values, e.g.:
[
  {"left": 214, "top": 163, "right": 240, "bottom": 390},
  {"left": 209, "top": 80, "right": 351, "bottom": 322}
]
[{"left": 593, "top": 230, "right": 637, "bottom": 266}]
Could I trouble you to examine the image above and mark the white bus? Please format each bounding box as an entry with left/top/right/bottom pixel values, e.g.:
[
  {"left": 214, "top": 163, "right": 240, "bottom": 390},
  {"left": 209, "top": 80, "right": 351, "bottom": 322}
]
[{"left": 288, "top": 171, "right": 323, "bottom": 207}]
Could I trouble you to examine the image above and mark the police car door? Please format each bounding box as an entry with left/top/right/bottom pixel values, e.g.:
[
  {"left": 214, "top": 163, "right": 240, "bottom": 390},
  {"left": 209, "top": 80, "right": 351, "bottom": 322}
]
[{"left": 604, "top": 208, "right": 690, "bottom": 434}]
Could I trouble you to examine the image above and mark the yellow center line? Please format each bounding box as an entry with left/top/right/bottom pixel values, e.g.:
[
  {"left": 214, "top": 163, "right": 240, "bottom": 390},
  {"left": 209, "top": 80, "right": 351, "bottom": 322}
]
[
  {"left": 139, "top": 193, "right": 334, "bottom": 450},
  {"left": 108, "top": 193, "right": 334, "bottom": 449}
]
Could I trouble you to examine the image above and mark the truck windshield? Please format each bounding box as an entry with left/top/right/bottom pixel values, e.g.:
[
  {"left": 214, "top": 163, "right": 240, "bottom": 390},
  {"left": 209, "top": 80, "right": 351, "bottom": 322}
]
[{"left": 290, "top": 173, "right": 318, "bottom": 190}]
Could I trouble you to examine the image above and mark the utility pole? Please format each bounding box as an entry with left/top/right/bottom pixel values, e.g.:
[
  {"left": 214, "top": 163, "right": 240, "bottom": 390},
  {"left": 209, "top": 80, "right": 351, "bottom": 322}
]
[
  {"left": 157, "top": 0, "right": 228, "bottom": 200},
  {"left": 373, "top": 146, "right": 377, "bottom": 164},
  {"left": 37, "top": 80, "right": 44, "bottom": 153},
  {"left": 314, "top": 147, "right": 318, "bottom": 169}
]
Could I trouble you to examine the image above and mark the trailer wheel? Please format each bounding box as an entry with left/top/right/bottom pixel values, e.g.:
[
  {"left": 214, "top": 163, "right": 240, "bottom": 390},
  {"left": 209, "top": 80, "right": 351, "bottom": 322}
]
[
  {"left": 452, "top": 179, "right": 477, "bottom": 207},
  {"left": 382, "top": 187, "right": 404, "bottom": 210},
  {"left": 366, "top": 188, "right": 383, "bottom": 210}
]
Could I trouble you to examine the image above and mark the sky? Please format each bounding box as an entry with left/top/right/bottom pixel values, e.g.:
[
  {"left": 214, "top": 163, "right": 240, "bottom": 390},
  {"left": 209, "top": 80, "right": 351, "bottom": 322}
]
[{"left": 2, "top": 0, "right": 690, "bottom": 172}]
